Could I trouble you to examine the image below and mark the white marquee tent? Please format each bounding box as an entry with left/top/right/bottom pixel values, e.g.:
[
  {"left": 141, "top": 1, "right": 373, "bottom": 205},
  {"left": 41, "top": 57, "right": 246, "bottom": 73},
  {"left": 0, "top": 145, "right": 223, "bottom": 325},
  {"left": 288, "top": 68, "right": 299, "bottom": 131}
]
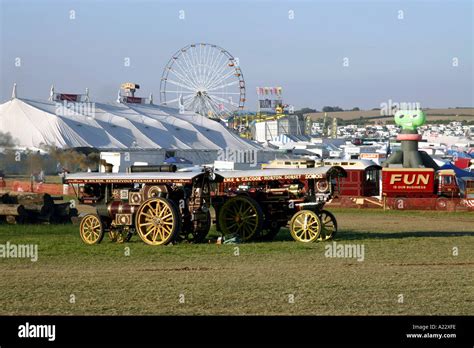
[
  {"left": 0, "top": 97, "right": 259, "bottom": 151},
  {"left": 0, "top": 96, "right": 281, "bottom": 167}
]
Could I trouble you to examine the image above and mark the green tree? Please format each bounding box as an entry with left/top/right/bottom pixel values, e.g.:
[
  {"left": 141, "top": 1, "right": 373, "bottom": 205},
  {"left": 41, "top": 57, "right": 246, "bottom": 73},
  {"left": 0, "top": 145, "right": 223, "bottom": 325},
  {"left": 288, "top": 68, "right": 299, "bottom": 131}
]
[{"left": 322, "top": 106, "right": 343, "bottom": 112}]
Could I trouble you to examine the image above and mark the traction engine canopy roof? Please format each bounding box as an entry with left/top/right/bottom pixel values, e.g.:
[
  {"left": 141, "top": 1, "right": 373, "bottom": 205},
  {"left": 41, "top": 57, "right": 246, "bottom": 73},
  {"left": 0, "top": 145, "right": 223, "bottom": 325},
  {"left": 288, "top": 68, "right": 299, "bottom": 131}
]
[
  {"left": 214, "top": 166, "right": 347, "bottom": 183},
  {"left": 65, "top": 171, "right": 206, "bottom": 184},
  {"left": 65, "top": 166, "right": 347, "bottom": 185}
]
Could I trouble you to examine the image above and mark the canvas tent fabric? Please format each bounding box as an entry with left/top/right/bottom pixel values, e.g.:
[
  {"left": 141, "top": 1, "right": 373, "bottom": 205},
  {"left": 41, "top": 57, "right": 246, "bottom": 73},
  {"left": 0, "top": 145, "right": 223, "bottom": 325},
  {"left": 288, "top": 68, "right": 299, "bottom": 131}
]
[
  {"left": 446, "top": 149, "right": 474, "bottom": 159},
  {"left": 0, "top": 97, "right": 263, "bottom": 152},
  {"left": 440, "top": 162, "right": 474, "bottom": 179}
]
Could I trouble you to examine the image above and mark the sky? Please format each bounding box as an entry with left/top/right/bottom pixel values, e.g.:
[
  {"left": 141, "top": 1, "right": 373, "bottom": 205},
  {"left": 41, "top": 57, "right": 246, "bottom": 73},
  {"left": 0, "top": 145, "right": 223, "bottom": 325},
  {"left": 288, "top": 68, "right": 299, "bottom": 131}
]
[{"left": 0, "top": 0, "right": 473, "bottom": 111}]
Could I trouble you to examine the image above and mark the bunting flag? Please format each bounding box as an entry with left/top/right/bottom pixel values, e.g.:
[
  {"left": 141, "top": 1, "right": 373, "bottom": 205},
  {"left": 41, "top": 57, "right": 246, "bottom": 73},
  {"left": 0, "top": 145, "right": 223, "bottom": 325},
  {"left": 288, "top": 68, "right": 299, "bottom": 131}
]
[{"left": 256, "top": 86, "right": 283, "bottom": 96}]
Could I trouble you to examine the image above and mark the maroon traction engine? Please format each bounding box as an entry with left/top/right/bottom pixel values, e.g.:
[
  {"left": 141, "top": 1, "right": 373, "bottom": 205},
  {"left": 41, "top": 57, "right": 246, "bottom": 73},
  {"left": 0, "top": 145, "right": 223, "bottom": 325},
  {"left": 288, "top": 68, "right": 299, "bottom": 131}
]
[{"left": 65, "top": 166, "right": 346, "bottom": 245}]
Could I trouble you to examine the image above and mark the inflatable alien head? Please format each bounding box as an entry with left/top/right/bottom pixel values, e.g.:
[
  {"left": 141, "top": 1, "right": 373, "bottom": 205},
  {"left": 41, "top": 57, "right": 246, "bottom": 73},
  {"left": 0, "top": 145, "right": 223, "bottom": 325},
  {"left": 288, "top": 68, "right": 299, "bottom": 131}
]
[{"left": 394, "top": 110, "right": 426, "bottom": 131}]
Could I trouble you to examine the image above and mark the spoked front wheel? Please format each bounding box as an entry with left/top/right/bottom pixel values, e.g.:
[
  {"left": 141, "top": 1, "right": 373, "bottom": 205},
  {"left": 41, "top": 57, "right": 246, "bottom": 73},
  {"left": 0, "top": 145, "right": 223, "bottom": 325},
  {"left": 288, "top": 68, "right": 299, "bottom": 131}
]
[
  {"left": 79, "top": 214, "right": 104, "bottom": 245},
  {"left": 290, "top": 210, "right": 321, "bottom": 243}
]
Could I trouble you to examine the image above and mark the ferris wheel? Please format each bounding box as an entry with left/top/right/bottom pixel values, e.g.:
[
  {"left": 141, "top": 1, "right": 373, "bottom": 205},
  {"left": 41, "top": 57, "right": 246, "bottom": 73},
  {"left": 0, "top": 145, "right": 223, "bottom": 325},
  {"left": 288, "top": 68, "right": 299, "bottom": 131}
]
[{"left": 160, "top": 43, "right": 246, "bottom": 118}]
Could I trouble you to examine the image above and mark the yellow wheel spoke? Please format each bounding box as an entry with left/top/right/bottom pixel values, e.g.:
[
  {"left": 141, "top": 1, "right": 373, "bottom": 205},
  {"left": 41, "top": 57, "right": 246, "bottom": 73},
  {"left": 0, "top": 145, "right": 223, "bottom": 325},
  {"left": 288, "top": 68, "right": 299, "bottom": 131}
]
[
  {"left": 158, "top": 204, "right": 166, "bottom": 218},
  {"left": 162, "top": 225, "right": 171, "bottom": 235},
  {"left": 163, "top": 212, "right": 174, "bottom": 222},
  {"left": 144, "top": 227, "right": 155, "bottom": 238},
  {"left": 304, "top": 229, "right": 310, "bottom": 240},
  {"left": 158, "top": 228, "right": 165, "bottom": 241},
  {"left": 142, "top": 211, "right": 155, "bottom": 219},
  {"left": 293, "top": 227, "right": 303, "bottom": 233},
  {"left": 145, "top": 202, "right": 155, "bottom": 212},
  {"left": 307, "top": 229, "right": 316, "bottom": 237},
  {"left": 156, "top": 228, "right": 163, "bottom": 242},
  {"left": 152, "top": 228, "right": 159, "bottom": 242}
]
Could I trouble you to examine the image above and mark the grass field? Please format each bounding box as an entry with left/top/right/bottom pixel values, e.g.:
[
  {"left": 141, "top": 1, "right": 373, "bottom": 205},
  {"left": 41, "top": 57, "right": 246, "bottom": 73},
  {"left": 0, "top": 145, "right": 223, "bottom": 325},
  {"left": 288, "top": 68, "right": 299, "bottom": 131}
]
[
  {"left": 0, "top": 208, "right": 473, "bottom": 316},
  {"left": 305, "top": 108, "right": 474, "bottom": 122}
]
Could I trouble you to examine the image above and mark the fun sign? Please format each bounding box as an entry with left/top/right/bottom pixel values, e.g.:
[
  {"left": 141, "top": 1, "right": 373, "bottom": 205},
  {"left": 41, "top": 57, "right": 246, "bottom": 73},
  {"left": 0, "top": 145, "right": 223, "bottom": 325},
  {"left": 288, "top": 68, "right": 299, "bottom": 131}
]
[{"left": 382, "top": 169, "right": 435, "bottom": 194}]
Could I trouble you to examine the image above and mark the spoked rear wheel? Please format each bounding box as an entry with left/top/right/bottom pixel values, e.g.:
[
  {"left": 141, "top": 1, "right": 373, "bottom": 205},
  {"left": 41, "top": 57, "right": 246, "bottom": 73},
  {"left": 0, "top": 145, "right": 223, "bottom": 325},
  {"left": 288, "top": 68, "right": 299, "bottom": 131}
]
[
  {"left": 135, "top": 198, "right": 180, "bottom": 245},
  {"left": 218, "top": 196, "right": 263, "bottom": 242}
]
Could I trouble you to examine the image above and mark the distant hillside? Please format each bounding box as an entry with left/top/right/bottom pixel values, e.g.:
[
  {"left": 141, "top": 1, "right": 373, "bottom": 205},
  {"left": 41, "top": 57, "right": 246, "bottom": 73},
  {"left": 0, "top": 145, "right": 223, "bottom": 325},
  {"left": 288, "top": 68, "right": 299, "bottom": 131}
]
[{"left": 304, "top": 108, "right": 474, "bottom": 123}]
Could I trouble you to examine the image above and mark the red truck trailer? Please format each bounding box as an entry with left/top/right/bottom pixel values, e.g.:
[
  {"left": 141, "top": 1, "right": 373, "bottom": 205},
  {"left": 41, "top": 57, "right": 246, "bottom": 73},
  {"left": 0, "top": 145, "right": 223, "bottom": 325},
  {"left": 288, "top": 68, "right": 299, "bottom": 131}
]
[
  {"left": 382, "top": 168, "right": 436, "bottom": 198},
  {"left": 381, "top": 168, "right": 472, "bottom": 210}
]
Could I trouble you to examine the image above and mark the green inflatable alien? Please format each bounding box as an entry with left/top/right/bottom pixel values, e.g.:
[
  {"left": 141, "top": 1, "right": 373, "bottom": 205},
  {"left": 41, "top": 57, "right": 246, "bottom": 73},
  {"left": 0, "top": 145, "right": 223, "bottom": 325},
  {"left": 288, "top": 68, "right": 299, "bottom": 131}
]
[
  {"left": 382, "top": 109, "right": 439, "bottom": 169},
  {"left": 394, "top": 110, "right": 426, "bottom": 131}
]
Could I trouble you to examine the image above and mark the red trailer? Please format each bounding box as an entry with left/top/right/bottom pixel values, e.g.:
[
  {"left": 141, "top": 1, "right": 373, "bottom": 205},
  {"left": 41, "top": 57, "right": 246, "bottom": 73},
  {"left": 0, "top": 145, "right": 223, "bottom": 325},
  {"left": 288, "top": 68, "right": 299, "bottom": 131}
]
[
  {"left": 381, "top": 168, "right": 473, "bottom": 210},
  {"left": 382, "top": 168, "right": 436, "bottom": 198},
  {"left": 322, "top": 160, "right": 381, "bottom": 197},
  {"left": 322, "top": 162, "right": 474, "bottom": 211}
]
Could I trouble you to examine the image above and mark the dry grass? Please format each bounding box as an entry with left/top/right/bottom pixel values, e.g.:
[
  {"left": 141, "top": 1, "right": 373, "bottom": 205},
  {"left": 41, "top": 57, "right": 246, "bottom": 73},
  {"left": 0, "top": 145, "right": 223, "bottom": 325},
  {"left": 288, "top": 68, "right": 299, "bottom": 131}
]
[
  {"left": 0, "top": 209, "right": 472, "bottom": 315},
  {"left": 305, "top": 108, "right": 474, "bottom": 122}
]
